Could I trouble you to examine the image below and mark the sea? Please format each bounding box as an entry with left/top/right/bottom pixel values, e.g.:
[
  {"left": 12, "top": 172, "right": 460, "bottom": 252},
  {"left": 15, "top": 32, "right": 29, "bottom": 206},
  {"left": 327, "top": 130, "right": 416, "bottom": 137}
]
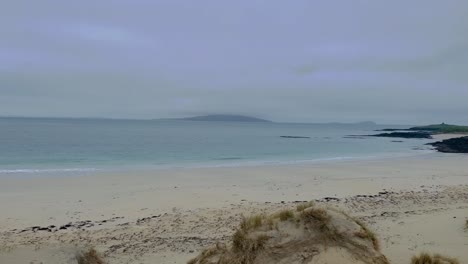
[{"left": 0, "top": 117, "right": 435, "bottom": 176}]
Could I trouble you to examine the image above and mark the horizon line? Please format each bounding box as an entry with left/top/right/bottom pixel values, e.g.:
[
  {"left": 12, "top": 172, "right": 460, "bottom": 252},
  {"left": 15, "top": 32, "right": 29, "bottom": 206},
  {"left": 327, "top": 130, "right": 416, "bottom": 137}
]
[{"left": 0, "top": 115, "right": 423, "bottom": 126}]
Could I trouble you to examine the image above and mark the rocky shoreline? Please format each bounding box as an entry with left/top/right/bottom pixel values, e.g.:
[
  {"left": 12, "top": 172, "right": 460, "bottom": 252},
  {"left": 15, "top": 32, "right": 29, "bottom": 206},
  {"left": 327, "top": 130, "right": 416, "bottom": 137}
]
[
  {"left": 428, "top": 136, "right": 468, "bottom": 153},
  {"left": 359, "top": 124, "right": 468, "bottom": 153},
  {"left": 369, "top": 132, "right": 432, "bottom": 139}
]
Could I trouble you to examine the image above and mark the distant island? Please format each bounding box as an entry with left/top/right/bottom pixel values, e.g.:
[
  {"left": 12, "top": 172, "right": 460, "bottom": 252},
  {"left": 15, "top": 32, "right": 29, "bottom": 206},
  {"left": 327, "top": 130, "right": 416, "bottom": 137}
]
[
  {"left": 377, "top": 123, "right": 468, "bottom": 134},
  {"left": 175, "top": 115, "right": 272, "bottom": 123},
  {"left": 408, "top": 123, "right": 468, "bottom": 133}
]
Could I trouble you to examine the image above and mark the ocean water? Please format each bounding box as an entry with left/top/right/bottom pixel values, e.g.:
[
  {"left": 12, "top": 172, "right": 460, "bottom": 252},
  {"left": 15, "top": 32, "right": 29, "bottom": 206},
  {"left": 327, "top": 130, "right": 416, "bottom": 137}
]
[{"left": 0, "top": 118, "right": 434, "bottom": 176}]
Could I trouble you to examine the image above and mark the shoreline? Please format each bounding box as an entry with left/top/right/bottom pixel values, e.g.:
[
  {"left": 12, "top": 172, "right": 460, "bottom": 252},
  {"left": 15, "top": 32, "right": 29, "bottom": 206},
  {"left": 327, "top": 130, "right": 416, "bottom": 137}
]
[
  {"left": 1, "top": 133, "right": 464, "bottom": 178},
  {"left": 1, "top": 153, "right": 467, "bottom": 226},
  {"left": 0, "top": 149, "right": 440, "bottom": 178}
]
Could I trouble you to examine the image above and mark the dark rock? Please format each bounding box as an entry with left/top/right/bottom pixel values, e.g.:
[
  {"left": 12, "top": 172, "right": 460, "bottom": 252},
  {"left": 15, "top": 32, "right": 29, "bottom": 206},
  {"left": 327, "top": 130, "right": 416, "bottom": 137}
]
[
  {"left": 323, "top": 197, "right": 340, "bottom": 202},
  {"left": 369, "top": 132, "right": 432, "bottom": 139},
  {"left": 428, "top": 136, "right": 468, "bottom": 153},
  {"left": 375, "top": 128, "right": 410, "bottom": 132},
  {"left": 343, "top": 136, "right": 367, "bottom": 139}
]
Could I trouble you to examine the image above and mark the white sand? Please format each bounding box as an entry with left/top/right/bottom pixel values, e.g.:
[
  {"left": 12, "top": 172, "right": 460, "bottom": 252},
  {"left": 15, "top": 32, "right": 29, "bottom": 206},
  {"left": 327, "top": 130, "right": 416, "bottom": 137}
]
[{"left": 1, "top": 152, "right": 467, "bottom": 263}]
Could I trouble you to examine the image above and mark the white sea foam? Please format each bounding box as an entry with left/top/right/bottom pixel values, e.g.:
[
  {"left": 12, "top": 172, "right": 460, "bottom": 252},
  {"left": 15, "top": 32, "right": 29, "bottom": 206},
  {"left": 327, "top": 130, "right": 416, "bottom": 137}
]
[{"left": 0, "top": 168, "right": 99, "bottom": 174}]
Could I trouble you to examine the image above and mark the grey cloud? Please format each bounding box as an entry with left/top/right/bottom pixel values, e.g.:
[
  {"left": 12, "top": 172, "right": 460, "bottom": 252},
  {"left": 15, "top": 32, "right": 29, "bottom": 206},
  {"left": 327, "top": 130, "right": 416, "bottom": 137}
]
[{"left": 0, "top": 0, "right": 467, "bottom": 124}]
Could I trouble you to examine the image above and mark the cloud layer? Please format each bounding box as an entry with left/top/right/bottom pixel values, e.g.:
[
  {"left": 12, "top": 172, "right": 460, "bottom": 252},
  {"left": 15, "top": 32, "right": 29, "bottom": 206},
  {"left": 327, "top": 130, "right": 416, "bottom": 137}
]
[{"left": 1, "top": 0, "right": 467, "bottom": 124}]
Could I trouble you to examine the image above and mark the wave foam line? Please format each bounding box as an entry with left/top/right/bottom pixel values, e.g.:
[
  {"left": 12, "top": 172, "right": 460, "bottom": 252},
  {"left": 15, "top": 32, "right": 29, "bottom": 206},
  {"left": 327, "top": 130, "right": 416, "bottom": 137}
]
[{"left": 0, "top": 168, "right": 99, "bottom": 174}]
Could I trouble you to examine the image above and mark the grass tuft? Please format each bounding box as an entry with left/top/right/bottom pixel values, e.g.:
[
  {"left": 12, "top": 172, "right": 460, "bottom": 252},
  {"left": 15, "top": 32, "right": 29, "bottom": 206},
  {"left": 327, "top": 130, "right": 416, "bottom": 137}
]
[
  {"left": 239, "top": 214, "right": 263, "bottom": 231},
  {"left": 353, "top": 218, "right": 379, "bottom": 251},
  {"left": 232, "top": 230, "right": 269, "bottom": 252},
  {"left": 300, "top": 207, "right": 330, "bottom": 224},
  {"left": 300, "top": 207, "right": 344, "bottom": 244},
  {"left": 75, "top": 248, "right": 105, "bottom": 264},
  {"left": 187, "top": 247, "right": 220, "bottom": 264},
  {"left": 265, "top": 217, "right": 276, "bottom": 230},
  {"left": 296, "top": 201, "right": 315, "bottom": 212},
  {"left": 277, "top": 209, "right": 294, "bottom": 221},
  {"left": 411, "top": 253, "right": 459, "bottom": 264}
]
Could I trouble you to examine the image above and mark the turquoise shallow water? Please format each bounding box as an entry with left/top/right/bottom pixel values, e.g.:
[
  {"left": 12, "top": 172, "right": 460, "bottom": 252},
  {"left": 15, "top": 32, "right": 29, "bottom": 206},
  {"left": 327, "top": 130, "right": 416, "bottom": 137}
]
[{"left": 0, "top": 118, "right": 434, "bottom": 176}]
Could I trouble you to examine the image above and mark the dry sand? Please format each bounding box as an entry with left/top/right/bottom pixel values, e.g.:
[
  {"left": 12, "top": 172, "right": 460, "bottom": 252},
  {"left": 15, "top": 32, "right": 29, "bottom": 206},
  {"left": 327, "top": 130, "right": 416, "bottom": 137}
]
[{"left": 0, "top": 151, "right": 467, "bottom": 263}]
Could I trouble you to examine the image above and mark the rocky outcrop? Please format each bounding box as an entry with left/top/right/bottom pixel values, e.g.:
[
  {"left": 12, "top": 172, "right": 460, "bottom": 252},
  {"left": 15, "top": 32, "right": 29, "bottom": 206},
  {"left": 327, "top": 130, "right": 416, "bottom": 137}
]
[
  {"left": 428, "top": 136, "right": 468, "bottom": 153},
  {"left": 370, "top": 132, "right": 432, "bottom": 139},
  {"left": 280, "top": 136, "right": 311, "bottom": 139}
]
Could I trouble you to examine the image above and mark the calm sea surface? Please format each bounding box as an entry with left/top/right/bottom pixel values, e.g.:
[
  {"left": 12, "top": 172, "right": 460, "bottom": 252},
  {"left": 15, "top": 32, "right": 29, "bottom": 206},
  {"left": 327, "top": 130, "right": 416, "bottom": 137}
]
[{"left": 0, "top": 118, "right": 434, "bottom": 176}]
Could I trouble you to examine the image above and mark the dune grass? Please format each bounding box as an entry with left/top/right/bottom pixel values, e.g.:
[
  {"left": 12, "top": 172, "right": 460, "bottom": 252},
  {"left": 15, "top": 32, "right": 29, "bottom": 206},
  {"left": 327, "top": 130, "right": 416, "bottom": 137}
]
[
  {"left": 411, "top": 253, "right": 459, "bottom": 264},
  {"left": 239, "top": 214, "right": 264, "bottom": 231},
  {"left": 187, "top": 245, "right": 224, "bottom": 264},
  {"left": 276, "top": 209, "right": 295, "bottom": 221},
  {"left": 300, "top": 207, "right": 330, "bottom": 224},
  {"left": 232, "top": 231, "right": 269, "bottom": 252},
  {"left": 75, "top": 248, "right": 106, "bottom": 264},
  {"left": 353, "top": 218, "right": 380, "bottom": 251},
  {"left": 188, "top": 205, "right": 393, "bottom": 264},
  {"left": 296, "top": 201, "right": 315, "bottom": 212},
  {"left": 299, "top": 207, "right": 346, "bottom": 245}
]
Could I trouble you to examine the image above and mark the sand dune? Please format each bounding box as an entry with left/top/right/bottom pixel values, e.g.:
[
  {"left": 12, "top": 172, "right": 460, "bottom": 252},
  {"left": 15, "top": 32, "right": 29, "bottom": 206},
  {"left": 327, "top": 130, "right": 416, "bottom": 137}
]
[{"left": 189, "top": 205, "right": 389, "bottom": 264}]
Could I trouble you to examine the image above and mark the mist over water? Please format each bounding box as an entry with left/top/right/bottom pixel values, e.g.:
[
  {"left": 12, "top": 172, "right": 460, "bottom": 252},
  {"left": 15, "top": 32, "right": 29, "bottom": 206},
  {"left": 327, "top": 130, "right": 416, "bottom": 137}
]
[{"left": 0, "top": 118, "right": 434, "bottom": 176}]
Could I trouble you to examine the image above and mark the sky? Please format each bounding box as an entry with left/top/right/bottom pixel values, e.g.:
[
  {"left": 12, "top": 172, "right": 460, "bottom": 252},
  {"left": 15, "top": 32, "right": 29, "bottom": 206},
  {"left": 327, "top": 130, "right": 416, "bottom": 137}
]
[{"left": 1, "top": 0, "right": 467, "bottom": 124}]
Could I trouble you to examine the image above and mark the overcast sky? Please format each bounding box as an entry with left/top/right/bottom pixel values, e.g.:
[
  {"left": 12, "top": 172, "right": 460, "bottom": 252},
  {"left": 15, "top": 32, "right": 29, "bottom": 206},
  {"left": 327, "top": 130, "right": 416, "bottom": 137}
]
[{"left": 1, "top": 0, "right": 467, "bottom": 124}]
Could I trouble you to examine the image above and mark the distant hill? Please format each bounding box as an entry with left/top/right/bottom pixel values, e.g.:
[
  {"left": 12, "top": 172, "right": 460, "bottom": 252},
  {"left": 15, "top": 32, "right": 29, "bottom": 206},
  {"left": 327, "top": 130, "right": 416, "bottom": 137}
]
[{"left": 177, "top": 115, "right": 272, "bottom": 123}]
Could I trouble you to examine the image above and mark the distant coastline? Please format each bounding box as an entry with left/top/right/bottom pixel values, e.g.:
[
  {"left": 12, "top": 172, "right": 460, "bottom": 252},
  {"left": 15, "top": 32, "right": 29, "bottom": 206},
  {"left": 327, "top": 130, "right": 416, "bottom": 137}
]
[
  {"left": 0, "top": 116, "right": 380, "bottom": 125},
  {"left": 365, "top": 123, "right": 468, "bottom": 153}
]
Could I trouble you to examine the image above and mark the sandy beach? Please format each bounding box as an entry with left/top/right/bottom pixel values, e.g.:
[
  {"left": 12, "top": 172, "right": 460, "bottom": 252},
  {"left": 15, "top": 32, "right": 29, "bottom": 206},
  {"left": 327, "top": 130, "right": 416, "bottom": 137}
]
[
  {"left": 1, "top": 151, "right": 467, "bottom": 263},
  {"left": 4, "top": 0, "right": 468, "bottom": 262}
]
